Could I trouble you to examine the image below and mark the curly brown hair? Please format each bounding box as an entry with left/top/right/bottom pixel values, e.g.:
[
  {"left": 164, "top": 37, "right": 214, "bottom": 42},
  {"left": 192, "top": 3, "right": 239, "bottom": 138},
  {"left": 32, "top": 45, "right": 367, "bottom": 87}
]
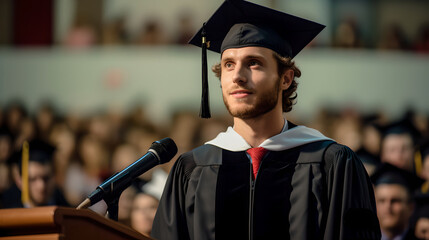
[{"left": 211, "top": 52, "right": 301, "bottom": 112}]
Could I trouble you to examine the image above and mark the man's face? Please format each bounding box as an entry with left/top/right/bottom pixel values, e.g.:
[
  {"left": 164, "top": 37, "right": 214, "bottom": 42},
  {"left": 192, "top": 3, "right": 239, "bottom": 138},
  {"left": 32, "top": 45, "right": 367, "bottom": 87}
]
[
  {"left": 415, "top": 218, "right": 429, "bottom": 240},
  {"left": 381, "top": 133, "right": 414, "bottom": 172},
  {"left": 28, "top": 161, "right": 54, "bottom": 206},
  {"left": 131, "top": 193, "right": 159, "bottom": 235},
  {"left": 375, "top": 184, "right": 414, "bottom": 234},
  {"left": 220, "top": 47, "right": 284, "bottom": 119}
]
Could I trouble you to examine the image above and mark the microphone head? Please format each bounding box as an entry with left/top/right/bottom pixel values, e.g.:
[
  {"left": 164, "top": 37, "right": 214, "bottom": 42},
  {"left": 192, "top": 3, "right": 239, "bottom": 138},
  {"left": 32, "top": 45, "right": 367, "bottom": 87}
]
[{"left": 150, "top": 137, "right": 178, "bottom": 164}]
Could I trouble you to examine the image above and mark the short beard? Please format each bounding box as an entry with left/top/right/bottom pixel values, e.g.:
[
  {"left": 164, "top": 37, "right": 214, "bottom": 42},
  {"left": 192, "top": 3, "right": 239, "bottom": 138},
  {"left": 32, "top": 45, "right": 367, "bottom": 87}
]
[{"left": 223, "top": 77, "right": 281, "bottom": 119}]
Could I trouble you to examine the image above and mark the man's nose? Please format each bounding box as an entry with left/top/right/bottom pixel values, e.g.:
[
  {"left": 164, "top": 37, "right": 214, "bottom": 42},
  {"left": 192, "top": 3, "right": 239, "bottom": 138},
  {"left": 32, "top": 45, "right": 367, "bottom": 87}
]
[
  {"left": 232, "top": 64, "right": 247, "bottom": 84},
  {"left": 35, "top": 176, "right": 49, "bottom": 188}
]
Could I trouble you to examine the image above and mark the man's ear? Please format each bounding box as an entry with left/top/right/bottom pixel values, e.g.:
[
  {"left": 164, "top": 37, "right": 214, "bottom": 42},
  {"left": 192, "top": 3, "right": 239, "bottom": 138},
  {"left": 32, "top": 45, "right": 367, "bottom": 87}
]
[{"left": 281, "top": 69, "right": 294, "bottom": 90}]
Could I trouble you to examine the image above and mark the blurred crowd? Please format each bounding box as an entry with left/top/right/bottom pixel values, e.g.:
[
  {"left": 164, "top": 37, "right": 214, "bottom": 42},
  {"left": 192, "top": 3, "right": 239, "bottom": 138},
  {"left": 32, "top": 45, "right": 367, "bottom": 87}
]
[
  {"left": 0, "top": 100, "right": 232, "bottom": 236},
  {"left": 333, "top": 18, "right": 429, "bottom": 54},
  {"left": 306, "top": 107, "right": 429, "bottom": 240},
  {"left": 59, "top": 5, "right": 429, "bottom": 55},
  {"left": 0, "top": 100, "right": 429, "bottom": 239},
  {"left": 1, "top": 1, "right": 428, "bottom": 55},
  {"left": 65, "top": 16, "right": 429, "bottom": 55}
]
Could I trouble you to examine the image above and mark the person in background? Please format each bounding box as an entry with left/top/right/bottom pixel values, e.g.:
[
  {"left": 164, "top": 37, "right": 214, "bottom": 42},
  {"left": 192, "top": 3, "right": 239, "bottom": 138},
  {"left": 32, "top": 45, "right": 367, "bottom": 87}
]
[
  {"left": 118, "top": 186, "right": 137, "bottom": 226},
  {"left": 1, "top": 101, "right": 27, "bottom": 140},
  {"left": 380, "top": 122, "right": 418, "bottom": 173},
  {"left": 356, "top": 115, "right": 383, "bottom": 176},
  {"left": 409, "top": 194, "right": 429, "bottom": 240},
  {"left": 330, "top": 107, "right": 363, "bottom": 152},
  {"left": 0, "top": 129, "right": 13, "bottom": 206},
  {"left": 48, "top": 121, "right": 77, "bottom": 190},
  {"left": 130, "top": 192, "right": 159, "bottom": 237},
  {"left": 1, "top": 139, "right": 69, "bottom": 208},
  {"left": 110, "top": 143, "right": 140, "bottom": 224},
  {"left": 63, "top": 134, "right": 109, "bottom": 214},
  {"left": 35, "top": 102, "right": 56, "bottom": 142},
  {"left": 372, "top": 163, "right": 424, "bottom": 240}
]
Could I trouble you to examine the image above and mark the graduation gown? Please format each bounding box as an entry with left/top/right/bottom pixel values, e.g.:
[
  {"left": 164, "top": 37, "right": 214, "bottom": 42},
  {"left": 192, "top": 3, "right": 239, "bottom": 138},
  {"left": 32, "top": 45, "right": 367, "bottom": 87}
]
[{"left": 152, "top": 123, "right": 380, "bottom": 240}]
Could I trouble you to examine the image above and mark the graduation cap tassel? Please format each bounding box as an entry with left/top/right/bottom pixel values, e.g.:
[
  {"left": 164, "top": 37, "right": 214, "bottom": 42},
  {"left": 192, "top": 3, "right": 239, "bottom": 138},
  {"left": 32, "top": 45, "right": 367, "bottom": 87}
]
[
  {"left": 21, "top": 141, "right": 30, "bottom": 208},
  {"left": 200, "top": 23, "right": 211, "bottom": 118}
]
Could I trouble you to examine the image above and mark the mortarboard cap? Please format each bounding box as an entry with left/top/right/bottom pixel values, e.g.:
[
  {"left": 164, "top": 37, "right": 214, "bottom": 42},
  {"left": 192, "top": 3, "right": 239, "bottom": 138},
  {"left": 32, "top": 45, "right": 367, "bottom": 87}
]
[
  {"left": 370, "top": 163, "right": 424, "bottom": 194},
  {"left": 188, "top": 0, "right": 325, "bottom": 118},
  {"left": 7, "top": 139, "right": 55, "bottom": 169},
  {"left": 380, "top": 117, "right": 422, "bottom": 143}
]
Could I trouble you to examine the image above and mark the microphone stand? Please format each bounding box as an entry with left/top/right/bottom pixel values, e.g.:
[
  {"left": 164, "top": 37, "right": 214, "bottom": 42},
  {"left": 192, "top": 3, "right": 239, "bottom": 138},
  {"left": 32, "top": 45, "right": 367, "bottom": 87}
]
[
  {"left": 76, "top": 178, "right": 127, "bottom": 222},
  {"left": 103, "top": 190, "right": 123, "bottom": 221}
]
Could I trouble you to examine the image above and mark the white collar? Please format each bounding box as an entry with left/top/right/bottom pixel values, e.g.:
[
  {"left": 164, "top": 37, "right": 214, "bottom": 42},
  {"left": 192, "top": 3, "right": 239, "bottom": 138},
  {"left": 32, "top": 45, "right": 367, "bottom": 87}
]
[{"left": 205, "top": 119, "right": 333, "bottom": 152}]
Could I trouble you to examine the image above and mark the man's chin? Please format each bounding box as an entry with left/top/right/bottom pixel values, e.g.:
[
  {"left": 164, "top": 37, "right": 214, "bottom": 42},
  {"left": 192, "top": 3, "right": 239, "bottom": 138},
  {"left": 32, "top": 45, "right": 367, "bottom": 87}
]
[
  {"left": 32, "top": 198, "right": 49, "bottom": 206},
  {"left": 224, "top": 94, "right": 278, "bottom": 119},
  {"left": 230, "top": 112, "right": 254, "bottom": 119},
  {"left": 381, "top": 219, "right": 401, "bottom": 230},
  {"left": 227, "top": 107, "right": 257, "bottom": 119}
]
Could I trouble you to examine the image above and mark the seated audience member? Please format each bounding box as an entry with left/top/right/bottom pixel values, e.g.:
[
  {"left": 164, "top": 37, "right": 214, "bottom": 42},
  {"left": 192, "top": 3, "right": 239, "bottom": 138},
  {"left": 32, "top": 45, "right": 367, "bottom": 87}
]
[
  {"left": 0, "top": 129, "right": 13, "bottom": 199},
  {"left": 130, "top": 192, "right": 159, "bottom": 237},
  {"left": 118, "top": 186, "right": 137, "bottom": 226},
  {"left": 409, "top": 193, "right": 429, "bottom": 240},
  {"left": 356, "top": 118, "right": 383, "bottom": 176},
  {"left": 110, "top": 143, "right": 140, "bottom": 224},
  {"left": 64, "top": 134, "right": 108, "bottom": 214},
  {"left": 2, "top": 101, "right": 27, "bottom": 138},
  {"left": 2, "top": 140, "right": 69, "bottom": 208},
  {"left": 372, "top": 163, "right": 424, "bottom": 240},
  {"left": 35, "top": 102, "right": 56, "bottom": 142},
  {"left": 48, "top": 121, "right": 77, "bottom": 189},
  {"left": 380, "top": 122, "right": 419, "bottom": 173}
]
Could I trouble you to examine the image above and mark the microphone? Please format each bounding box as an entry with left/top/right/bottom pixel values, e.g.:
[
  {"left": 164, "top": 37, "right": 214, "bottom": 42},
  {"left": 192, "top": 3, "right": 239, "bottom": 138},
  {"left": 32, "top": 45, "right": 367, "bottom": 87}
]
[{"left": 77, "top": 137, "right": 177, "bottom": 209}]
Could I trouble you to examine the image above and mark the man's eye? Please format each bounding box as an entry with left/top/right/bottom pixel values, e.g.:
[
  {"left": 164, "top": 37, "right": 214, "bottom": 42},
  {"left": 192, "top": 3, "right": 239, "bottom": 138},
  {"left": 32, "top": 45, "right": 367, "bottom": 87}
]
[
  {"left": 225, "top": 62, "right": 234, "bottom": 68},
  {"left": 249, "top": 60, "right": 260, "bottom": 66}
]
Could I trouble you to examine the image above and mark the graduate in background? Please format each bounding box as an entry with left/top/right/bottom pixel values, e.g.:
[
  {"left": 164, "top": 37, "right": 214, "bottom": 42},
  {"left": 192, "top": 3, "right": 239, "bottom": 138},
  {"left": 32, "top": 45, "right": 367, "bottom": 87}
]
[
  {"left": 1, "top": 140, "right": 69, "bottom": 208},
  {"left": 409, "top": 194, "right": 429, "bottom": 240},
  {"left": 152, "top": 1, "right": 381, "bottom": 239},
  {"left": 372, "top": 163, "right": 425, "bottom": 240}
]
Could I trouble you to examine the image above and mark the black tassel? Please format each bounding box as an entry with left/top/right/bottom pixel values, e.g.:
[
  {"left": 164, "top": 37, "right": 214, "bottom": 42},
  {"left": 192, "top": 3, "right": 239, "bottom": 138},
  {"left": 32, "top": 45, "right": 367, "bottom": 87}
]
[{"left": 200, "top": 23, "right": 211, "bottom": 118}]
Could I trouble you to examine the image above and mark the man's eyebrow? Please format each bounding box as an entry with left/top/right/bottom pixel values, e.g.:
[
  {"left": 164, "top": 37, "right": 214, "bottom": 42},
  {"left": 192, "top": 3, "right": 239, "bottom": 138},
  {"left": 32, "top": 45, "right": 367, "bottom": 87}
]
[
  {"left": 221, "top": 54, "right": 266, "bottom": 62},
  {"left": 244, "top": 54, "right": 266, "bottom": 60},
  {"left": 221, "top": 57, "right": 234, "bottom": 63}
]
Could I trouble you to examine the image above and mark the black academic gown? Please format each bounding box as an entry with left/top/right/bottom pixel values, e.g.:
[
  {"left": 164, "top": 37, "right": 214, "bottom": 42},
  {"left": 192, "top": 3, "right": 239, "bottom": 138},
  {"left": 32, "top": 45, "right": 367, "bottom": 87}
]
[{"left": 152, "top": 141, "right": 381, "bottom": 240}]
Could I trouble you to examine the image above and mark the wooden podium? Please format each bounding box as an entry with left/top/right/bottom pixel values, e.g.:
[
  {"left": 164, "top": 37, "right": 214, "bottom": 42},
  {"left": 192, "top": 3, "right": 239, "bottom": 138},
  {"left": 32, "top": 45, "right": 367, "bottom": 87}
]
[{"left": 0, "top": 206, "right": 152, "bottom": 240}]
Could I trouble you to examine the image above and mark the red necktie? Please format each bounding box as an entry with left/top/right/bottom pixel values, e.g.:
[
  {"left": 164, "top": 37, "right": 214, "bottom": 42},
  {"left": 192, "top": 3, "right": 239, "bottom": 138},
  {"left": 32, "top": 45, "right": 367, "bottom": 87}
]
[{"left": 246, "top": 147, "right": 268, "bottom": 179}]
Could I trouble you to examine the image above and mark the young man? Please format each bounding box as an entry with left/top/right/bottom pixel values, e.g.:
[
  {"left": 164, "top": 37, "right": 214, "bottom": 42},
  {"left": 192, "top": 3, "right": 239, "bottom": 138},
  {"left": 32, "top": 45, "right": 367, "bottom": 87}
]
[
  {"left": 380, "top": 124, "right": 417, "bottom": 173},
  {"left": 2, "top": 140, "right": 69, "bottom": 208},
  {"left": 372, "top": 163, "right": 423, "bottom": 240},
  {"left": 152, "top": 1, "right": 380, "bottom": 239}
]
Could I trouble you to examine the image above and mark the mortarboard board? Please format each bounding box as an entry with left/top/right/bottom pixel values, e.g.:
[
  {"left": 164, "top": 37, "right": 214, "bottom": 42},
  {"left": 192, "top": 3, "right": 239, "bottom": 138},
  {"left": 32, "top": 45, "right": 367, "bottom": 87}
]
[
  {"left": 370, "top": 163, "right": 425, "bottom": 194},
  {"left": 380, "top": 117, "right": 422, "bottom": 144},
  {"left": 188, "top": 0, "right": 325, "bottom": 118},
  {"left": 7, "top": 139, "right": 55, "bottom": 169}
]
